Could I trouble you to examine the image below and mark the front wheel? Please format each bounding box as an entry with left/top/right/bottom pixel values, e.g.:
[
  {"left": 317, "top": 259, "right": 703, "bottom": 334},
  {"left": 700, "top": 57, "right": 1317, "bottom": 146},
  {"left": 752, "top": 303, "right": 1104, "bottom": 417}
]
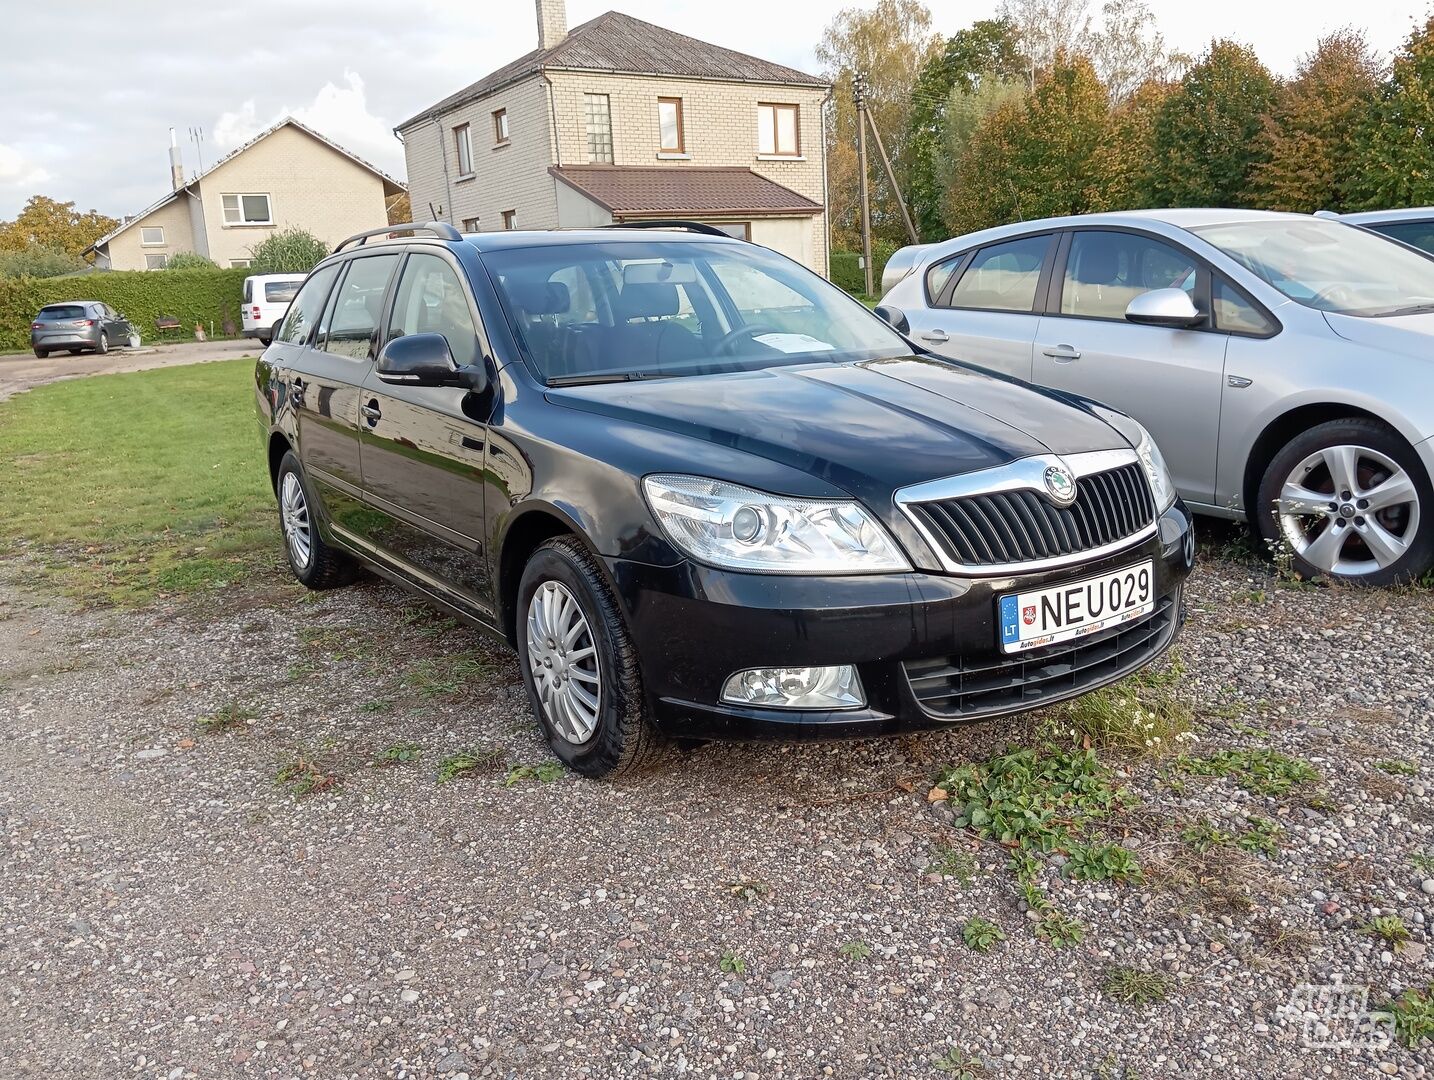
[
  {"left": 96, "top": 331, "right": 109, "bottom": 355},
  {"left": 274, "top": 451, "right": 356, "bottom": 590},
  {"left": 516, "top": 536, "right": 664, "bottom": 778},
  {"left": 1255, "top": 418, "right": 1434, "bottom": 586}
]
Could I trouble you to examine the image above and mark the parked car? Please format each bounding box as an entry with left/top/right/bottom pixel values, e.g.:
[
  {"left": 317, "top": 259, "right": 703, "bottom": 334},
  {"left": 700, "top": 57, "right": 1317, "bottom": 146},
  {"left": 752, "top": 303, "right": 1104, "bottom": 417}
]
[
  {"left": 255, "top": 222, "right": 1194, "bottom": 776},
  {"left": 242, "top": 273, "right": 305, "bottom": 345},
  {"left": 1320, "top": 207, "right": 1434, "bottom": 256},
  {"left": 30, "top": 301, "right": 134, "bottom": 358},
  {"left": 878, "top": 210, "right": 1434, "bottom": 586}
]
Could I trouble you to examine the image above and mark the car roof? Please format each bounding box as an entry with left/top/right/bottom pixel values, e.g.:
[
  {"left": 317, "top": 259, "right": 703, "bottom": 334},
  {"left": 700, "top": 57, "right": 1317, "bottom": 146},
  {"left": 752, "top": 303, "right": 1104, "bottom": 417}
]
[
  {"left": 456, "top": 228, "right": 743, "bottom": 253},
  {"left": 1338, "top": 207, "right": 1434, "bottom": 225},
  {"left": 246, "top": 272, "right": 307, "bottom": 280},
  {"left": 40, "top": 300, "right": 100, "bottom": 306}
]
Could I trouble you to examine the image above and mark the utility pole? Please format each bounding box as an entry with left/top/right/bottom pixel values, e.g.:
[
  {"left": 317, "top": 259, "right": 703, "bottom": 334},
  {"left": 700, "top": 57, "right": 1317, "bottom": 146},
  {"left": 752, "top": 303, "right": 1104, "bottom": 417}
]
[
  {"left": 865, "top": 113, "right": 919, "bottom": 246},
  {"left": 853, "top": 71, "right": 874, "bottom": 297}
]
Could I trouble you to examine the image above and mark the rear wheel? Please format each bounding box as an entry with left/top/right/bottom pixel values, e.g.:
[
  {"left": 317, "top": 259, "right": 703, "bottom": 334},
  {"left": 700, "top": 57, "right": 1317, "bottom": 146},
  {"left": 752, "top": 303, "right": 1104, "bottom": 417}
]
[
  {"left": 516, "top": 536, "right": 664, "bottom": 778},
  {"left": 1255, "top": 418, "right": 1434, "bottom": 586},
  {"left": 32, "top": 348, "right": 46, "bottom": 358},
  {"left": 274, "top": 451, "right": 357, "bottom": 590}
]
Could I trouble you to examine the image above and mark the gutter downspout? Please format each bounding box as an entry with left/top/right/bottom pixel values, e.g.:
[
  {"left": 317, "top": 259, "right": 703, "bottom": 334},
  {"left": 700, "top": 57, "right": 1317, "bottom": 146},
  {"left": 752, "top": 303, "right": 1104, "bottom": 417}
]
[
  {"left": 543, "top": 74, "right": 562, "bottom": 229},
  {"left": 821, "top": 87, "right": 833, "bottom": 281}
]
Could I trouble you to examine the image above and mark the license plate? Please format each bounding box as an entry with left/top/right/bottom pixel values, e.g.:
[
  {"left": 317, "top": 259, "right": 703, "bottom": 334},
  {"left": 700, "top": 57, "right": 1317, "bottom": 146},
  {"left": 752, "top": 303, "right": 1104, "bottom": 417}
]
[{"left": 998, "top": 561, "right": 1154, "bottom": 654}]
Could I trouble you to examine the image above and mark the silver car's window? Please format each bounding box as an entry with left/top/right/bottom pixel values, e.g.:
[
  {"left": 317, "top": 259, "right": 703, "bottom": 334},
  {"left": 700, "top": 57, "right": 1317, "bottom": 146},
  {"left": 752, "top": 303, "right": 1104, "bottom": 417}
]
[
  {"left": 1369, "top": 220, "right": 1434, "bottom": 256},
  {"left": 1213, "top": 278, "right": 1273, "bottom": 335},
  {"left": 1061, "top": 231, "right": 1197, "bottom": 320},
  {"left": 1193, "top": 218, "right": 1434, "bottom": 318},
  {"left": 924, "top": 256, "right": 962, "bottom": 304},
  {"left": 947, "top": 235, "right": 1049, "bottom": 313}
]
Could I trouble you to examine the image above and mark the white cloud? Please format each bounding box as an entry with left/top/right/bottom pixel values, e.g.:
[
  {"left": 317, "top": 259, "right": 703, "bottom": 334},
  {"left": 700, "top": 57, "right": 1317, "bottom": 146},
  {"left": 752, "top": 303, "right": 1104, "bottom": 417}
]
[{"left": 0, "top": 143, "right": 51, "bottom": 188}]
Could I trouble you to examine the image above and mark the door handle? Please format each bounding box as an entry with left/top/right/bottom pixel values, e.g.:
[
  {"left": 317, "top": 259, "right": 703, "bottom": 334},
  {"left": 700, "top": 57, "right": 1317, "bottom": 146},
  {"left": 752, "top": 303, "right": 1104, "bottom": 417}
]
[
  {"left": 361, "top": 400, "right": 382, "bottom": 425},
  {"left": 919, "top": 329, "right": 949, "bottom": 344},
  {"left": 290, "top": 377, "right": 307, "bottom": 407},
  {"left": 1042, "top": 344, "right": 1081, "bottom": 362}
]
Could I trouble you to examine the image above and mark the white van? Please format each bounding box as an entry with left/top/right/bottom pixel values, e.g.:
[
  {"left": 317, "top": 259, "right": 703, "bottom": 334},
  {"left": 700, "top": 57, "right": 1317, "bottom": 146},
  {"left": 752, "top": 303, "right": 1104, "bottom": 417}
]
[{"left": 242, "top": 274, "right": 306, "bottom": 345}]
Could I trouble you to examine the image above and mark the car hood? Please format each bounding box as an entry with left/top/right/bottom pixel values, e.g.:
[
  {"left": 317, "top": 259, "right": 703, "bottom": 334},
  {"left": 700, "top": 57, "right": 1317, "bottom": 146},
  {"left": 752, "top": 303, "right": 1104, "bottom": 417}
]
[
  {"left": 545, "top": 355, "right": 1128, "bottom": 504},
  {"left": 1323, "top": 310, "right": 1434, "bottom": 358}
]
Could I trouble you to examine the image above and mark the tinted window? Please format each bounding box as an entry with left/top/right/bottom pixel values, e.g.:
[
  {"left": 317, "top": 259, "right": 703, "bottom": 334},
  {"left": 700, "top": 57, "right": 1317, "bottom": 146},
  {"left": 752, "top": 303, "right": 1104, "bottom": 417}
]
[
  {"left": 320, "top": 254, "right": 399, "bottom": 360},
  {"left": 265, "top": 281, "right": 301, "bottom": 303},
  {"left": 276, "top": 265, "right": 338, "bottom": 346},
  {"left": 947, "top": 235, "right": 1050, "bottom": 312},
  {"left": 1369, "top": 220, "right": 1434, "bottom": 256},
  {"left": 925, "top": 256, "right": 962, "bottom": 304},
  {"left": 387, "top": 254, "right": 480, "bottom": 369},
  {"left": 1213, "top": 278, "right": 1274, "bottom": 335},
  {"left": 38, "top": 305, "right": 86, "bottom": 320},
  {"left": 1061, "top": 231, "right": 1197, "bottom": 320}
]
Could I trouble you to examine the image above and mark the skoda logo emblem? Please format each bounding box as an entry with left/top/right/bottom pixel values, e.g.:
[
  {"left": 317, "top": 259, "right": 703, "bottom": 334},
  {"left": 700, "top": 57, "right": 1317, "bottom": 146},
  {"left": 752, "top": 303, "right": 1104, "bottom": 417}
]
[{"left": 1043, "top": 463, "right": 1077, "bottom": 505}]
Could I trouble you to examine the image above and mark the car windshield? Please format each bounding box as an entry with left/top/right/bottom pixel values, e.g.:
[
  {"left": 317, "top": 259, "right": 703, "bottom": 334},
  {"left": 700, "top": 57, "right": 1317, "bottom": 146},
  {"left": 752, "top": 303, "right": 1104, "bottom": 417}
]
[
  {"left": 265, "top": 281, "right": 301, "bottom": 303},
  {"left": 38, "top": 305, "right": 86, "bottom": 320},
  {"left": 483, "top": 240, "right": 911, "bottom": 384},
  {"left": 1192, "top": 218, "right": 1434, "bottom": 317}
]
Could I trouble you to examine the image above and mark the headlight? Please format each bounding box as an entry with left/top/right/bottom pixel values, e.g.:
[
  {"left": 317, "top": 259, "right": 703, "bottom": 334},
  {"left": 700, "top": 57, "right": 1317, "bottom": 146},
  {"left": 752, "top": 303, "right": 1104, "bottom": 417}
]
[
  {"left": 642, "top": 474, "right": 911, "bottom": 574},
  {"left": 1092, "top": 408, "right": 1176, "bottom": 511}
]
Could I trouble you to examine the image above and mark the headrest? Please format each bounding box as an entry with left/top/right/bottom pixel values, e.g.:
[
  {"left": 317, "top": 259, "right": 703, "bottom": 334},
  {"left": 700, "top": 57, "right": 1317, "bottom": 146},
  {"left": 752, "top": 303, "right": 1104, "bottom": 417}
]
[
  {"left": 616, "top": 282, "right": 680, "bottom": 320},
  {"left": 507, "top": 280, "right": 570, "bottom": 315},
  {"left": 1079, "top": 244, "right": 1122, "bottom": 286}
]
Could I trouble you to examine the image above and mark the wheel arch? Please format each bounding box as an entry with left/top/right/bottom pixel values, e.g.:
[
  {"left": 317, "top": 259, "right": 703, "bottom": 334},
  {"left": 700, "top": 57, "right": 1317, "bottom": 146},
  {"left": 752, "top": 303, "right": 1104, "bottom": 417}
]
[
  {"left": 267, "top": 431, "right": 293, "bottom": 493},
  {"left": 496, "top": 503, "right": 611, "bottom": 648}
]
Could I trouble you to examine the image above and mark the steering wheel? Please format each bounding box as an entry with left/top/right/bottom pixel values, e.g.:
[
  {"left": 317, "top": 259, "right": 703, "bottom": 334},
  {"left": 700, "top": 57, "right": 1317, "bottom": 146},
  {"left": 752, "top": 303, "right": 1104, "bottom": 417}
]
[{"left": 713, "top": 323, "right": 781, "bottom": 355}]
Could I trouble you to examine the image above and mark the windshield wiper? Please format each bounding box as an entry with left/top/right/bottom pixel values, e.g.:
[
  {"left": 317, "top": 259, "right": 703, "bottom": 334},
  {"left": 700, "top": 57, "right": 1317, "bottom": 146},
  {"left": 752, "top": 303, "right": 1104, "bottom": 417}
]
[
  {"left": 1379, "top": 302, "right": 1434, "bottom": 317},
  {"left": 545, "top": 371, "right": 677, "bottom": 387}
]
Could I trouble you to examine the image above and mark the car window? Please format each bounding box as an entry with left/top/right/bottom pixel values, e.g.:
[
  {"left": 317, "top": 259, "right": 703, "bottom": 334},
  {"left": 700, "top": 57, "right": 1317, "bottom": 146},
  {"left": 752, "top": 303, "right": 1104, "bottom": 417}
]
[
  {"left": 1061, "top": 231, "right": 1198, "bottom": 320},
  {"left": 387, "top": 253, "right": 480, "bottom": 369},
  {"left": 265, "top": 280, "right": 301, "bottom": 304},
  {"left": 243, "top": 279, "right": 253, "bottom": 304},
  {"left": 924, "top": 256, "right": 963, "bottom": 305},
  {"left": 276, "top": 265, "right": 339, "bottom": 346},
  {"left": 1369, "top": 220, "right": 1434, "bottom": 256},
  {"left": 946, "top": 235, "right": 1050, "bottom": 313},
  {"left": 38, "top": 305, "right": 86, "bottom": 320},
  {"left": 319, "top": 254, "right": 399, "bottom": 360},
  {"left": 1213, "top": 278, "right": 1273, "bottom": 335}
]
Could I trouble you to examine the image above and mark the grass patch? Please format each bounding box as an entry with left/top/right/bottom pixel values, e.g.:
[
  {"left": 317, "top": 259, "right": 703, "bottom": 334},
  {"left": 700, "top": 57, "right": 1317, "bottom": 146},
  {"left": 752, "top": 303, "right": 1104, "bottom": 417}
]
[
  {"left": 931, "top": 1050, "right": 983, "bottom": 1077},
  {"left": 436, "top": 747, "right": 503, "bottom": 783},
  {"left": 404, "top": 651, "right": 492, "bottom": 698},
  {"left": 961, "top": 916, "right": 1004, "bottom": 953},
  {"left": 718, "top": 950, "right": 747, "bottom": 975},
  {"left": 1412, "top": 853, "right": 1434, "bottom": 875},
  {"left": 1102, "top": 966, "right": 1169, "bottom": 1006},
  {"left": 275, "top": 752, "right": 341, "bottom": 797},
  {"left": 0, "top": 359, "right": 271, "bottom": 605},
  {"left": 1180, "top": 818, "right": 1233, "bottom": 853},
  {"left": 1360, "top": 915, "right": 1411, "bottom": 950},
  {"left": 1040, "top": 656, "right": 1193, "bottom": 758},
  {"left": 1374, "top": 759, "right": 1418, "bottom": 776},
  {"left": 197, "top": 701, "right": 257, "bottom": 733},
  {"left": 1235, "top": 816, "right": 1283, "bottom": 856},
  {"left": 375, "top": 741, "right": 422, "bottom": 765},
  {"left": 924, "top": 843, "right": 977, "bottom": 883},
  {"left": 837, "top": 940, "right": 872, "bottom": 961},
  {"left": 1387, "top": 984, "right": 1434, "bottom": 1048},
  {"left": 504, "top": 760, "right": 564, "bottom": 786},
  {"left": 1065, "top": 841, "right": 1142, "bottom": 883},
  {"left": 1174, "top": 748, "right": 1319, "bottom": 796}
]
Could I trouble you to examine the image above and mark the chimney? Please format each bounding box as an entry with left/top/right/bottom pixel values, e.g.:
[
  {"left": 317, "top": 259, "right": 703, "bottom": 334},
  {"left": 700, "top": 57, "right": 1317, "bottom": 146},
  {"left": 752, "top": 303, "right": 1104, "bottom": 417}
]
[
  {"left": 535, "top": 0, "right": 567, "bottom": 49},
  {"left": 169, "top": 128, "right": 185, "bottom": 190}
]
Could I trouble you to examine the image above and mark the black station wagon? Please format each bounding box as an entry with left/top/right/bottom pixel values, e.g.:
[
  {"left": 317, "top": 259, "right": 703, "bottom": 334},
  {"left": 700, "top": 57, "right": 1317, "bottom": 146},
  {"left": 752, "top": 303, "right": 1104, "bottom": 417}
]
[{"left": 255, "top": 222, "right": 1195, "bottom": 777}]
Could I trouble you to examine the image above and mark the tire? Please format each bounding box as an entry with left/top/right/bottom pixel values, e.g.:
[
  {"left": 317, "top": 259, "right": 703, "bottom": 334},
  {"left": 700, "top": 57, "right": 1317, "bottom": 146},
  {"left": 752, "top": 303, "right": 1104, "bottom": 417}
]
[
  {"left": 32, "top": 348, "right": 46, "bottom": 358},
  {"left": 1255, "top": 417, "right": 1434, "bottom": 586},
  {"left": 274, "top": 450, "right": 357, "bottom": 590},
  {"left": 516, "top": 535, "right": 665, "bottom": 778},
  {"left": 96, "top": 331, "right": 109, "bottom": 355},
  {"left": 258, "top": 336, "right": 271, "bottom": 347}
]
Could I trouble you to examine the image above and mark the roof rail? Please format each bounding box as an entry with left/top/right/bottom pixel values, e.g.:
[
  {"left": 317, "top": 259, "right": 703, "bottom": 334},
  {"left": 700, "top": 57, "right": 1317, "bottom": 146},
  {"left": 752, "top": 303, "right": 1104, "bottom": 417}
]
[
  {"left": 332, "top": 221, "right": 462, "bottom": 254},
  {"left": 599, "top": 220, "right": 737, "bottom": 239}
]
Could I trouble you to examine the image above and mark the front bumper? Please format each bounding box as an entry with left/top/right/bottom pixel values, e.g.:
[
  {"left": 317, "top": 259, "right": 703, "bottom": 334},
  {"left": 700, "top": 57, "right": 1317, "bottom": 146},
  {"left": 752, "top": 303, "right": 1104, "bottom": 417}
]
[{"left": 606, "top": 501, "right": 1195, "bottom": 741}]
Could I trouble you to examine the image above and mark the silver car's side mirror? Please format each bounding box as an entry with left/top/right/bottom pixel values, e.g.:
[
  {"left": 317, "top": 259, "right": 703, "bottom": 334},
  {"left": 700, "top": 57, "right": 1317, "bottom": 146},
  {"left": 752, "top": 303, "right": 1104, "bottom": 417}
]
[{"left": 1125, "top": 288, "right": 1205, "bottom": 329}]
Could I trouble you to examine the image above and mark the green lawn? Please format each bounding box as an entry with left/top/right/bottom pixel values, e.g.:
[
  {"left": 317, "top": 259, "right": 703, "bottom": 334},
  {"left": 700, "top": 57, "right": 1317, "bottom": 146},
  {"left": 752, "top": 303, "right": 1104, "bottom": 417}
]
[{"left": 0, "top": 359, "right": 276, "bottom": 604}]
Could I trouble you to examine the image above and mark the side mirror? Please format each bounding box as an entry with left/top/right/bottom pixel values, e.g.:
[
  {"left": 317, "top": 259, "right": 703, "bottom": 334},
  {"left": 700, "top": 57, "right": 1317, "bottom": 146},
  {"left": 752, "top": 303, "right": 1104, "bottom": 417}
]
[
  {"left": 1125, "top": 288, "right": 1205, "bottom": 329},
  {"left": 376, "top": 332, "right": 487, "bottom": 391},
  {"left": 874, "top": 304, "right": 910, "bottom": 335}
]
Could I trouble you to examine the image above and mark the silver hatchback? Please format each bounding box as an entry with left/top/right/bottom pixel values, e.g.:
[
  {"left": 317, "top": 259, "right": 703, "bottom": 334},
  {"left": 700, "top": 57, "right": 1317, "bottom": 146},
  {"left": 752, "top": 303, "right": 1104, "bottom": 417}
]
[{"left": 878, "top": 210, "right": 1434, "bottom": 585}]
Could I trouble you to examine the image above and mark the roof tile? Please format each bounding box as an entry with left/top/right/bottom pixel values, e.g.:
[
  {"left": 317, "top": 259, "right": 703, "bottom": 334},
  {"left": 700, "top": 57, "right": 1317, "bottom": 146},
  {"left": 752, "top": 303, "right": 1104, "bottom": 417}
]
[{"left": 550, "top": 165, "right": 823, "bottom": 218}]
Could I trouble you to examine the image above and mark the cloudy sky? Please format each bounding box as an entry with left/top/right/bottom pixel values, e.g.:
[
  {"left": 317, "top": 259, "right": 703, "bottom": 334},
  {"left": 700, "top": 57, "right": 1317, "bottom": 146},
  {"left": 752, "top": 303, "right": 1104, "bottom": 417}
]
[{"left": 2, "top": 0, "right": 1425, "bottom": 220}]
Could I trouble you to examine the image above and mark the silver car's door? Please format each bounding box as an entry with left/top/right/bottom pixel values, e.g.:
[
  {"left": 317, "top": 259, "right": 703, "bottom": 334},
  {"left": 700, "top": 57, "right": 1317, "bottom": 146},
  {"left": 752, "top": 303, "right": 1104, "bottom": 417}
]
[
  {"left": 1032, "top": 229, "right": 1228, "bottom": 506},
  {"left": 904, "top": 233, "right": 1055, "bottom": 381}
]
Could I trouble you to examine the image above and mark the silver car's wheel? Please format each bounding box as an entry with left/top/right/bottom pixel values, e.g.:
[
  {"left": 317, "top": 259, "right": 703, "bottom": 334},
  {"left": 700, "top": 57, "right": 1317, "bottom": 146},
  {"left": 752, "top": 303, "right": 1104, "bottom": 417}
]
[
  {"left": 97, "top": 331, "right": 109, "bottom": 355},
  {"left": 1277, "top": 444, "right": 1420, "bottom": 577},
  {"left": 525, "top": 580, "right": 602, "bottom": 745},
  {"left": 280, "top": 470, "right": 313, "bottom": 570}
]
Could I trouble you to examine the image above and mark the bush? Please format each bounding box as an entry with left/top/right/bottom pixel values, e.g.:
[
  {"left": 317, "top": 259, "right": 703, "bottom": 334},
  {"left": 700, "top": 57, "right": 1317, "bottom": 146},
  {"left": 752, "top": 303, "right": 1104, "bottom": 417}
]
[
  {"left": 830, "top": 240, "right": 902, "bottom": 297},
  {"left": 163, "top": 251, "right": 217, "bottom": 271},
  {"left": 0, "top": 267, "right": 248, "bottom": 351},
  {"left": 248, "top": 228, "right": 327, "bottom": 274},
  {"left": 0, "top": 246, "right": 85, "bottom": 279}
]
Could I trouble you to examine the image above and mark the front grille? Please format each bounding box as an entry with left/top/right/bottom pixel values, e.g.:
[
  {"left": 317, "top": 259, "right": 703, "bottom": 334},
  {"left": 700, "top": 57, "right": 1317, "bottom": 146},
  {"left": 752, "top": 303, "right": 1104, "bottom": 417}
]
[
  {"left": 903, "top": 595, "right": 1177, "bottom": 719},
  {"left": 908, "top": 462, "right": 1155, "bottom": 568}
]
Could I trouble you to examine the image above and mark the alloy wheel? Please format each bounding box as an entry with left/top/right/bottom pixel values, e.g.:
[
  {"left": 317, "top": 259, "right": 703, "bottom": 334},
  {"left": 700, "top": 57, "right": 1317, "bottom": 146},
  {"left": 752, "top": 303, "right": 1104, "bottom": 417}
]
[
  {"left": 279, "top": 471, "right": 313, "bottom": 569},
  {"left": 1277, "top": 444, "right": 1420, "bottom": 576},
  {"left": 97, "top": 332, "right": 108, "bottom": 354},
  {"left": 526, "top": 580, "right": 602, "bottom": 745}
]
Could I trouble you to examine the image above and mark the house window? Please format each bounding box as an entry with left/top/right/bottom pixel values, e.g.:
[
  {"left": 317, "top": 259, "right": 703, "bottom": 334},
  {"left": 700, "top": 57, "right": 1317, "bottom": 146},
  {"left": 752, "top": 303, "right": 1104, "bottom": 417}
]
[
  {"left": 757, "top": 103, "right": 800, "bottom": 157},
  {"left": 230, "top": 259, "right": 251, "bottom": 268},
  {"left": 462, "top": 217, "right": 480, "bottom": 232},
  {"left": 454, "top": 123, "right": 473, "bottom": 175},
  {"left": 502, "top": 210, "right": 518, "bottom": 231},
  {"left": 658, "top": 97, "right": 684, "bottom": 153},
  {"left": 145, "top": 254, "right": 168, "bottom": 270},
  {"left": 584, "top": 93, "right": 613, "bottom": 163},
  {"left": 493, "top": 109, "right": 509, "bottom": 145},
  {"left": 221, "top": 193, "right": 272, "bottom": 225},
  {"left": 140, "top": 226, "right": 165, "bottom": 246}
]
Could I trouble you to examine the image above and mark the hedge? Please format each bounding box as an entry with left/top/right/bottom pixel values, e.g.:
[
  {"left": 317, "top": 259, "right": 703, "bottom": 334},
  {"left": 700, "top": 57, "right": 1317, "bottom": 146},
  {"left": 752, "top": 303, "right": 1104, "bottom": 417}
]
[
  {"left": 830, "top": 240, "right": 902, "bottom": 297},
  {"left": 0, "top": 267, "right": 251, "bottom": 352}
]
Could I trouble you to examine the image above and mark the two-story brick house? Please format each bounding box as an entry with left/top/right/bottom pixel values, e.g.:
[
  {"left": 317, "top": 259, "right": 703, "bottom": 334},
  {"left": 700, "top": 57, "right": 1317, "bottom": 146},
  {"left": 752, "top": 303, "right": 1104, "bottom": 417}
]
[{"left": 395, "top": 1, "right": 831, "bottom": 275}]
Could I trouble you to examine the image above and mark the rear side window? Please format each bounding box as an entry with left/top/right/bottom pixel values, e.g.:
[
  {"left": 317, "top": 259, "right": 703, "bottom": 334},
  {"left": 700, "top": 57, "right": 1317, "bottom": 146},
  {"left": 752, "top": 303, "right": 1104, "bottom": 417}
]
[
  {"left": 924, "top": 256, "right": 963, "bottom": 305},
  {"left": 947, "top": 235, "right": 1050, "bottom": 313},
  {"left": 276, "top": 265, "right": 339, "bottom": 346},
  {"left": 319, "top": 254, "right": 400, "bottom": 360},
  {"left": 1213, "top": 278, "right": 1275, "bottom": 335},
  {"left": 243, "top": 279, "right": 253, "bottom": 303},
  {"left": 265, "top": 281, "right": 301, "bottom": 304},
  {"left": 1061, "top": 231, "right": 1198, "bottom": 320},
  {"left": 38, "top": 305, "right": 86, "bottom": 320}
]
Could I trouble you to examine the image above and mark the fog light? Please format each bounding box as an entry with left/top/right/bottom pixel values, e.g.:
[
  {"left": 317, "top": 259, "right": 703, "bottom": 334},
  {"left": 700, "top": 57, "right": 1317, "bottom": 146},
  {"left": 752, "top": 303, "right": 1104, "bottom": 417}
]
[{"left": 720, "top": 665, "right": 864, "bottom": 710}]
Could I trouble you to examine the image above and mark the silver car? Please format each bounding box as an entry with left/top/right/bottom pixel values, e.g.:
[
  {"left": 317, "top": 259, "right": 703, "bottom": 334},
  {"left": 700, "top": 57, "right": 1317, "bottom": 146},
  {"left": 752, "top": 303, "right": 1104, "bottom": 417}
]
[
  {"left": 1326, "top": 207, "right": 1434, "bottom": 256},
  {"left": 30, "top": 301, "right": 134, "bottom": 358},
  {"left": 877, "top": 210, "right": 1434, "bottom": 585}
]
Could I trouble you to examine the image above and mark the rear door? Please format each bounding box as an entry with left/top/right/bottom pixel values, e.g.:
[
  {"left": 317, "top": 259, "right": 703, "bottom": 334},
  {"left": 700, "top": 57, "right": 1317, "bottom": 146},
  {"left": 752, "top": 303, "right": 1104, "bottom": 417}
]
[
  {"left": 904, "top": 233, "right": 1055, "bottom": 381},
  {"left": 1032, "top": 229, "right": 1229, "bottom": 504}
]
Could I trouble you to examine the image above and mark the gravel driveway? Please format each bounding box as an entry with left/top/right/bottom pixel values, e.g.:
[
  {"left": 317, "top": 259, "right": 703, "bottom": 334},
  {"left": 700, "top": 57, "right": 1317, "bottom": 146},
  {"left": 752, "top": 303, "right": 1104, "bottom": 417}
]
[
  {"left": 1, "top": 544, "right": 1431, "bottom": 1079},
  {"left": 0, "top": 338, "right": 256, "bottom": 402}
]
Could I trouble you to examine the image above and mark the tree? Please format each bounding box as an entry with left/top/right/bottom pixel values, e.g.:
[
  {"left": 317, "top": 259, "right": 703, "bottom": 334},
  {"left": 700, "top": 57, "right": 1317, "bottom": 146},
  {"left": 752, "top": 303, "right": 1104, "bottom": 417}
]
[
  {"left": 386, "top": 191, "right": 412, "bottom": 226},
  {"left": 0, "top": 246, "right": 85, "bottom": 279},
  {"left": 817, "top": 0, "right": 943, "bottom": 247},
  {"left": 0, "top": 195, "right": 118, "bottom": 259},
  {"left": 998, "top": 0, "right": 1091, "bottom": 83},
  {"left": 1251, "top": 30, "right": 1382, "bottom": 213},
  {"left": 163, "top": 251, "right": 218, "bottom": 270},
  {"left": 1080, "top": 0, "right": 1188, "bottom": 103},
  {"left": 906, "top": 19, "right": 1026, "bottom": 239},
  {"left": 1086, "top": 78, "right": 1172, "bottom": 211},
  {"left": 248, "top": 228, "right": 327, "bottom": 274},
  {"left": 1143, "top": 40, "right": 1278, "bottom": 208},
  {"left": 946, "top": 55, "right": 1110, "bottom": 234},
  {"left": 1343, "top": 16, "right": 1434, "bottom": 211}
]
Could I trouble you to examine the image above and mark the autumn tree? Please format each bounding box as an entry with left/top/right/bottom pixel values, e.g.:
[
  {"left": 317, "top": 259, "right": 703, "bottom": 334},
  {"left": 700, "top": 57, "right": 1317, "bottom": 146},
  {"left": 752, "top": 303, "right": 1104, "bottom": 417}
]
[
  {"left": 1343, "top": 16, "right": 1434, "bottom": 210},
  {"left": 1081, "top": 0, "right": 1188, "bottom": 103},
  {"left": 386, "top": 190, "right": 412, "bottom": 226},
  {"left": 0, "top": 195, "right": 118, "bottom": 258},
  {"left": 1143, "top": 40, "right": 1278, "bottom": 208},
  {"left": 999, "top": 0, "right": 1091, "bottom": 83},
  {"left": 1086, "top": 78, "right": 1172, "bottom": 210},
  {"left": 1249, "top": 30, "right": 1382, "bottom": 213},
  {"left": 818, "top": 0, "right": 943, "bottom": 247}
]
